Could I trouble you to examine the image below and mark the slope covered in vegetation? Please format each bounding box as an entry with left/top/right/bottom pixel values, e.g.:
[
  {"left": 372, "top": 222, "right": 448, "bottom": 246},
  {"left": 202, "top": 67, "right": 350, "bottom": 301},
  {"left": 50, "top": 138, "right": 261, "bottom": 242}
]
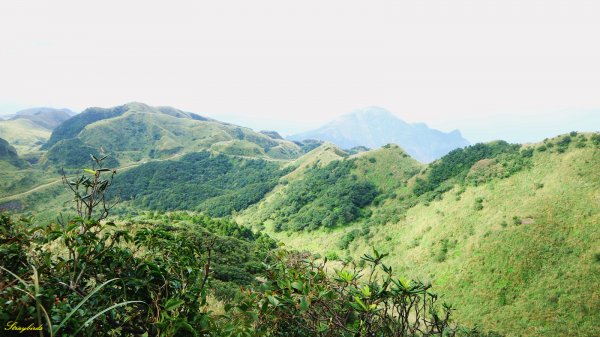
[
  {"left": 112, "top": 151, "right": 289, "bottom": 217},
  {"left": 238, "top": 143, "right": 423, "bottom": 231},
  {"left": 42, "top": 102, "right": 303, "bottom": 165},
  {"left": 0, "top": 159, "right": 492, "bottom": 336},
  {"left": 0, "top": 118, "right": 51, "bottom": 154},
  {"left": 242, "top": 133, "right": 600, "bottom": 337}
]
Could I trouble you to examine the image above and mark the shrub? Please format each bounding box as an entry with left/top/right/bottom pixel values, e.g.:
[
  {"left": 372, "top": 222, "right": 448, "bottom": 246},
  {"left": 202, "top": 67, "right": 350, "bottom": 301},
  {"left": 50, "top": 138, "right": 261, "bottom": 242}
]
[
  {"left": 521, "top": 148, "right": 534, "bottom": 157},
  {"left": 474, "top": 197, "right": 484, "bottom": 211},
  {"left": 414, "top": 141, "right": 526, "bottom": 196},
  {"left": 338, "top": 229, "right": 359, "bottom": 249},
  {"left": 435, "top": 239, "right": 450, "bottom": 262},
  {"left": 224, "top": 248, "right": 483, "bottom": 336}
]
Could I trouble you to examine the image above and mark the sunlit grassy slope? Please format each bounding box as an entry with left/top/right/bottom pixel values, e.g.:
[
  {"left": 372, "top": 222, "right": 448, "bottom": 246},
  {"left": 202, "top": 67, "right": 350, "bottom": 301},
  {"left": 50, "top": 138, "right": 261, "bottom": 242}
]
[
  {"left": 74, "top": 103, "right": 303, "bottom": 165},
  {"left": 238, "top": 135, "right": 600, "bottom": 337},
  {"left": 0, "top": 119, "right": 50, "bottom": 154}
]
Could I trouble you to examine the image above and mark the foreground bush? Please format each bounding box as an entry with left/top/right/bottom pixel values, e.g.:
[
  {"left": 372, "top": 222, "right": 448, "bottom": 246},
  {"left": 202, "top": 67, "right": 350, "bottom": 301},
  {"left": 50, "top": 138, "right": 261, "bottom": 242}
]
[{"left": 219, "top": 248, "right": 500, "bottom": 337}]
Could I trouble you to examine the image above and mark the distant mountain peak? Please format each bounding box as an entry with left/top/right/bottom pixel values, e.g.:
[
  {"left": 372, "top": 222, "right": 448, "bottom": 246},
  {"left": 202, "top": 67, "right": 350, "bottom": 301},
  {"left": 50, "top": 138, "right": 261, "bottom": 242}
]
[
  {"left": 10, "top": 107, "right": 76, "bottom": 130},
  {"left": 15, "top": 107, "right": 76, "bottom": 117},
  {"left": 123, "top": 102, "right": 155, "bottom": 112},
  {"left": 288, "top": 107, "right": 469, "bottom": 163}
]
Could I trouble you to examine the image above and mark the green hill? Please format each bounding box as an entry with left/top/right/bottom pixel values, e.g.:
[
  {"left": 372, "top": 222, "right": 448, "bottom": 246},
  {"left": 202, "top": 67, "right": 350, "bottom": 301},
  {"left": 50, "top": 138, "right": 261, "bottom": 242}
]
[
  {"left": 0, "top": 137, "right": 28, "bottom": 170},
  {"left": 42, "top": 102, "right": 303, "bottom": 167},
  {"left": 237, "top": 133, "right": 600, "bottom": 337},
  {"left": 111, "top": 151, "right": 290, "bottom": 217},
  {"left": 0, "top": 138, "right": 53, "bottom": 203},
  {"left": 0, "top": 118, "right": 51, "bottom": 154},
  {"left": 238, "top": 143, "right": 423, "bottom": 231}
]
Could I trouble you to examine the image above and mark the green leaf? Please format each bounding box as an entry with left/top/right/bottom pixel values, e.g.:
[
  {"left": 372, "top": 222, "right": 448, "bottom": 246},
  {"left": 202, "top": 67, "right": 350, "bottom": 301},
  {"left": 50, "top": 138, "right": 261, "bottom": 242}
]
[
  {"left": 165, "top": 298, "right": 185, "bottom": 311},
  {"left": 354, "top": 296, "right": 368, "bottom": 312},
  {"left": 267, "top": 295, "right": 280, "bottom": 306},
  {"left": 54, "top": 278, "right": 120, "bottom": 335},
  {"left": 291, "top": 281, "right": 303, "bottom": 292},
  {"left": 299, "top": 296, "right": 309, "bottom": 312},
  {"left": 74, "top": 300, "right": 144, "bottom": 335}
]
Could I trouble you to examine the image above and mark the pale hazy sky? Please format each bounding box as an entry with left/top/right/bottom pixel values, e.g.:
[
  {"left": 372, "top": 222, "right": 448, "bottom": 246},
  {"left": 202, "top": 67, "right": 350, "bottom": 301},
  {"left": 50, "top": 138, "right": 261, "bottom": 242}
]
[{"left": 1, "top": 0, "right": 599, "bottom": 143}]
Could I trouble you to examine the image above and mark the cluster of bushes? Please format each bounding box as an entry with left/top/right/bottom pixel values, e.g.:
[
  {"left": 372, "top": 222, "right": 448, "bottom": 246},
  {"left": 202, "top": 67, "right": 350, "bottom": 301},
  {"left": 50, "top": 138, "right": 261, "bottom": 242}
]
[
  {"left": 113, "top": 151, "right": 287, "bottom": 217},
  {"left": 538, "top": 133, "right": 600, "bottom": 153},
  {"left": 413, "top": 141, "right": 529, "bottom": 196},
  {"left": 0, "top": 210, "right": 499, "bottom": 336},
  {"left": 0, "top": 211, "right": 275, "bottom": 336},
  {"left": 270, "top": 160, "right": 378, "bottom": 231}
]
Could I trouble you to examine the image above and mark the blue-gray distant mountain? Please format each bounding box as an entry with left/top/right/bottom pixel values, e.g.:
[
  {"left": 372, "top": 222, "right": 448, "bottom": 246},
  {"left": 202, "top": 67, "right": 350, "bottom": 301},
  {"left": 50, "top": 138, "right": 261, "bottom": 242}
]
[
  {"left": 287, "top": 107, "right": 470, "bottom": 162},
  {"left": 10, "top": 107, "right": 76, "bottom": 130}
]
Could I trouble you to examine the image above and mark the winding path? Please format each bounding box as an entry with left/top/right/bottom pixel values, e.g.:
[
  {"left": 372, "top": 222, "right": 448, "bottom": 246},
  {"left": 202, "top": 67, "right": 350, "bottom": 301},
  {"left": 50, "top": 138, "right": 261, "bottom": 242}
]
[{"left": 0, "top": 153, "right": 188, "bottom": 203}]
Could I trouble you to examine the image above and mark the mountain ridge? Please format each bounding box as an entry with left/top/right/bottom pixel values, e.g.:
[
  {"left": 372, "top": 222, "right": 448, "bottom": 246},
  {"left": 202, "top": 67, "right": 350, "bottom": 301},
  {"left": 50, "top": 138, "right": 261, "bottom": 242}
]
[
  {"left": 11, "top": 107, "right": 76, "bottom": 130},
  {"left": 41, "top": 102, "right": 304, "bottom": 168}
]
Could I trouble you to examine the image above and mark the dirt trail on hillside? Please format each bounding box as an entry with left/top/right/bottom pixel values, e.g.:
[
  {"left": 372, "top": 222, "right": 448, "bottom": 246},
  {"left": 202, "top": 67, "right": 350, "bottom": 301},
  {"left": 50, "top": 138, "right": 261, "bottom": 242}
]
[{"left": 0, "top": 153, "right": 188, "bottom": 203}]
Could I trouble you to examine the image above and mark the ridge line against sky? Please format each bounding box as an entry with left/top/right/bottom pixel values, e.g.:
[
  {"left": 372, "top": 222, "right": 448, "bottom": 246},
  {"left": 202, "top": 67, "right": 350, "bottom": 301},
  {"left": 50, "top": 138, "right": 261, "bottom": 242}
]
[{"left": 1, "top": 0, "right": 599, "bottom": 143}]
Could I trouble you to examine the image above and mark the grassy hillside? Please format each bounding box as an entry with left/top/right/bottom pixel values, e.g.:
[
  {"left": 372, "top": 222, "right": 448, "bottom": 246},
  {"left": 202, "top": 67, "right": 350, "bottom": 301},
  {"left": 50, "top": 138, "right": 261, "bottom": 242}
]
[
  {"left": 0, "top": 138, "right": 55, "bottom": 201},
  {"left": 238, "top": 133, "right": 600, "bottom": 337},
  {"left": 43, "top": 102, "right": 303, "bottom": 167},
  {"left": 0, "top": 118, "right": 50, "bottom": 154}
]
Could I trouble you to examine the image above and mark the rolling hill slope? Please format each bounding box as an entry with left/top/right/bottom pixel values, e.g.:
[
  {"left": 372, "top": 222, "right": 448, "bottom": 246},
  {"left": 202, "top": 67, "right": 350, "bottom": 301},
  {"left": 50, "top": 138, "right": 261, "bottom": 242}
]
[
  {"left": 0, "top": 138, "right": 28, "bottom": 170},
  {"left": 237, "top": 132, "right": 600, "bottom": 337},
  {"left": 0, "top": 118, "right": 51, "bottom": 155},
  {"left": 42, "top": 102, "right": 304, "bottom": 168}
]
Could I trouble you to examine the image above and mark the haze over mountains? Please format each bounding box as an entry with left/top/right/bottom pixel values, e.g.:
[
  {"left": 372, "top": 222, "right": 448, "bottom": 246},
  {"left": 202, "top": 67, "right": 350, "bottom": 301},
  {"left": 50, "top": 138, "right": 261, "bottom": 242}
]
[
  {"left": 288, "top": 107, "right": 470, "bottom": 162},
  {"left": 0, "top": 103, "right": 472, "bottom": 163}
]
